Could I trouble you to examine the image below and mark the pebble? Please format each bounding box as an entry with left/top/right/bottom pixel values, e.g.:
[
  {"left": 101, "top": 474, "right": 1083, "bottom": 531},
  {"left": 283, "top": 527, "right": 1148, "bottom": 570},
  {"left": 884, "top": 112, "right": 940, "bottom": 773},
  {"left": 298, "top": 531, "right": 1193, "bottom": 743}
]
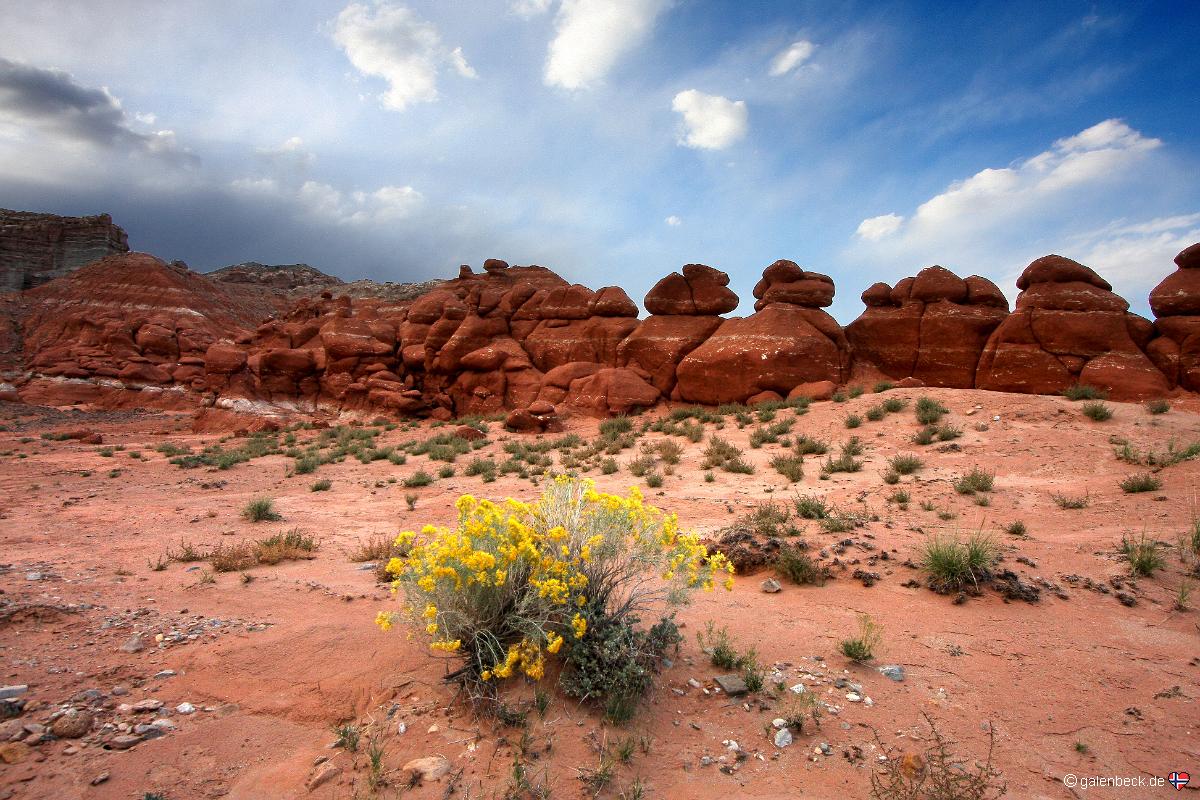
[
  {"left": 25, "top": 573, "right": 42, "bottom": 581},
  {"left": 176, "top": 703, "right": 196, "bottom": 714},
  {"left": 90, "top": 772, "right": 110, "bottom": 786},
  {"left": 878, "top": 665, "right": 905, "bottom": 682},
  {"left": 846, "top": 692, "right": 862, "bottom": 703},
  {"left": 119, "top": 635, "right": 144, "bottom": 654},
  {"left": 773, "top": 728, "right": 793, "bottom": 748},
  {"left": 153, "top": 670, "right": 176, "bottom": 679},
  {"left": 760, "top": 578, "right": 782, "bottom": 593},
  {"left": 771, "top": 718, "right": 787, "bottom": 729},
  {"left": 402, "top": 755, "right": 451, "bottom": 781},
  {"left": 307, "top": 763, "right": 341, "bottom": 790}
]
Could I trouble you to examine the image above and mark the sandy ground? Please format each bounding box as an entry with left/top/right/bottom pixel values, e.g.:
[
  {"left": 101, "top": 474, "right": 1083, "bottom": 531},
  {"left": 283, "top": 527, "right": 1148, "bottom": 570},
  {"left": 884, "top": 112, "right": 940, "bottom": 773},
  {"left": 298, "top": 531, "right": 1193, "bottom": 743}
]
[{"left": 0, "top": 388, "right": 1197, "bottom": 800}]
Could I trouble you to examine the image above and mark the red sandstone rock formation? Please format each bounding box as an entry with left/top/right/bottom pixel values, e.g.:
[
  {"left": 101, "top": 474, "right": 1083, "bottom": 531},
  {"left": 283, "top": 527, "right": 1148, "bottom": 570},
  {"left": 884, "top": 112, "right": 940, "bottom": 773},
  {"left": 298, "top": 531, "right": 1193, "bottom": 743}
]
[
  {"left": 846, "top": 266, "right": 1009, "bottom": 388},
  {"left": 976, "top": 255, "right": 1167, "bottom": 399},
  {"left": 0, "top": 209, "right": 129, "bottom": 292},
  {"left": 673, "top": 260, "right": 849, "bottom": 404},
  {"left": 1147, "top": 243, "right": 1200, "bottom": 390}
]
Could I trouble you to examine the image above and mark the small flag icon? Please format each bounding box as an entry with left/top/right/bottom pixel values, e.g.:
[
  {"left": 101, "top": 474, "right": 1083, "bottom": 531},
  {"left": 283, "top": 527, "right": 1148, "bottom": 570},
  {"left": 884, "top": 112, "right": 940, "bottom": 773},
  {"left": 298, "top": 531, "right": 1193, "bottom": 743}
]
[{"left": 1167, "top": 771, "right": 1190, "bottom": 790}]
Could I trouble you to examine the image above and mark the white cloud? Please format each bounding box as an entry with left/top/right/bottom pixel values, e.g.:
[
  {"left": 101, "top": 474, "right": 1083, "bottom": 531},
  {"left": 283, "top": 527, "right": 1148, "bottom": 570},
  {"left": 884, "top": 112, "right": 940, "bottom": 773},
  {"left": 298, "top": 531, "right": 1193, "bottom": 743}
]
[
  {"left": 511, "top": 0, "right": 555, "bottom": 16},
  {"left": 856, "top": 119, "right": 1162, "bottom": 243},
  {"left": 768, "top": 40, "right": 815, "bottom": 76},
  {"left": 1067, "top": 213, "right": 1200, "bottom": 298},
  {"left": 232, "top": 176, "right": 423, "bottom": 226},
  {"left": 544, "top": 0, "right": 671, "bottom": 90},
  {"left": 665, "top": 215, "right": 681, "bottom": 226},
  {"left": 855, "top": 213, "right": 903, "bottom": 241},
  {"left": 331, "top": 2, "right": 475, "bottom": 112},
  {"left": 671, "top": 89, "right": 748, "bottom": 150}
]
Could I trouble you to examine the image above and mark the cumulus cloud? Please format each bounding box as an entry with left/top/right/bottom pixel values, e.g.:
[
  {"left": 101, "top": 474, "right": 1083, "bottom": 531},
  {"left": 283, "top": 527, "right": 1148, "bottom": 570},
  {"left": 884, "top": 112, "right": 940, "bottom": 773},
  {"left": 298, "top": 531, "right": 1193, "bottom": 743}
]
[
  {"left": 544, "top": 0, "right": 671, "bottom": 90},
  {"left": 768, "top": 40, "right": 815, "bottom": 76},
  {"left": 855, "top": 213, "right": 903, "bottom": 241},
  {"left": 331, "top": 2, "right": 476, "bottom": 111},
  {"left": 671, "top": 89, "right": 748, "bottom": 150},
  {"left": 0, "top": 56, "right": 193, "bottom": 164},
  {"left": 855, "top": 119, "right": 1161, "bottom": 243},
  {"left": 232, "top": 176, "right": 423, "bottom": 226},
  {"left": 665, "top": 214, "right": 681, "bottom": 226},
  {"left": 511, "top": 0, "right": 555, "bottom": 16}
]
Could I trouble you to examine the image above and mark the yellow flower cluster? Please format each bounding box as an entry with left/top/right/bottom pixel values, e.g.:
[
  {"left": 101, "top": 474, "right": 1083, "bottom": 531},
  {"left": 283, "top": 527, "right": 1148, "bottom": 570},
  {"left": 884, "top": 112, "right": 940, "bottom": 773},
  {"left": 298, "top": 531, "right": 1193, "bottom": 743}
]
[{"left": 376, "top": 476, "right": 735, "bottom": 683}]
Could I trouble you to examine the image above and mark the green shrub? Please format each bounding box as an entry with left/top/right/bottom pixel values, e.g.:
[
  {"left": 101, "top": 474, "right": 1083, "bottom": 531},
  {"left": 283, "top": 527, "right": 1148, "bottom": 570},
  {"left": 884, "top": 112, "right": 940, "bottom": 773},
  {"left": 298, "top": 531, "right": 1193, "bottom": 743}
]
[
  {"left": 915, "top": 397, "right": 949, "bottom": 425},
  {"left": 1120, "top": 534, "right": 1164, "bottom": 577},
  {"left": 310, "top": 479, "right": 332, "bottom": 492},
  {"left": 1119, "top": 472, "right": 1161, "bottom": 493},
  {"left": 873, "top": 381, "right": 894, "bottom": 393},
  {"left": 776, "top": 545, "right": 826, "bottom": 585},
  {"left": 881, "top": 397, "right": 908, "bottom": 413},
  {"left": 919, "top": 534, "right": 996, "bottom": 591},
  {"left": 1063, "top": 384, "right": 1106, "bottom": 401},
  {"left": 599, "top": 416, "right": 633, "bottom": 437},
  {"left": 294, "top": 455, "right": 319, "bottom": 475},
  {"left": 1145, "top": 399, "right": 1170, "bottom": 414},
  {"left": 793, "top": 435, "right": 829, "bottom": 456},
  {"left": 953, "top": 467, "right": 994, "bottom": 495},
  {"left": 888, "top": 453, "right": 923, "bottom": 475},
  {"left": 1004, "top": 520, "right": 1027, "bottom": 537},
  {"left": 848, "top": 386, "right": 864, "bottom": 399},
  {"left": 1052, "top": 492, "right": 1089, "bottom": 509},
  {"left": 912, "top": 426, "right": 936, "bottom": 446},
  {"left": 242, "top": 497, "right": 281, "bottom": 522},
  {"left": 845, "top": 414, "right": 863, "bottom": 429},
  {"left": 822, "top": 453, "right": 862, "bottom": 474},
  {"left": 403, "top": 470, "right": 433, "bottom": 487},
  {"left": 889, "top": 489, "right": 911, "bottom": 505},
  {"left": 1081, "top": 402, "right": 1113, "bottom": 421},
  {"left": 770, "top": 454, "right": 805, "bottom": 482},
  {"left": 438, "top": 465, "right": 455, "bottom": 479},
  {"left": 601, "top": 457, "right": 618, "bottom": 475},
  {"left": 882, "top": 470, "right": 900, "bottom": 485},
  {"left": 865, "top": 405, "right": 885, "bottom": 422},
  {"left": 794, "top": 495, "right": 829, "bottom": 519},
  {"left": 645, "top": 472, "right": 664, "bottom": 488}
]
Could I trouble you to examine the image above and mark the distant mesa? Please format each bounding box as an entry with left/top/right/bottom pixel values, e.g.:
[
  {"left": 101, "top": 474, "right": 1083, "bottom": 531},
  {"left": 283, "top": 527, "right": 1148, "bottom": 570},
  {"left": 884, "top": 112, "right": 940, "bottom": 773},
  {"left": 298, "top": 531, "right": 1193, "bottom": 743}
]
[
  {"left": 0, "top": 208, "right": 129, "bottom": 292},
  {"left": 1, "top": 207, "right": 1198, "bottom": 419}
]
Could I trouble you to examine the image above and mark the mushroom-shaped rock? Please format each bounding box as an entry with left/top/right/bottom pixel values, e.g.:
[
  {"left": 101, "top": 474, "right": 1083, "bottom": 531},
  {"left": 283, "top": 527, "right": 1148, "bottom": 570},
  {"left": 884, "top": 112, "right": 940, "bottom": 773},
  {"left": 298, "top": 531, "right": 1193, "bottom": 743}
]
[
  {"left": 976, "top": 255, "right": 1168, "bottom": 399},
  {"left": 1148, "top": 243, "right": 1200, "bottom": 389},
  {"left": 846, "top": 266, "right": 1009, "bottom": 388},
  {"left": 588, "top": 286, "right": 639, "bottom": 317},
  {"left": 644, "top": 264, "right": 738, "bottom": 315},
  {"left": 751, "top": 260, "right": 834, "bottom": 310}
]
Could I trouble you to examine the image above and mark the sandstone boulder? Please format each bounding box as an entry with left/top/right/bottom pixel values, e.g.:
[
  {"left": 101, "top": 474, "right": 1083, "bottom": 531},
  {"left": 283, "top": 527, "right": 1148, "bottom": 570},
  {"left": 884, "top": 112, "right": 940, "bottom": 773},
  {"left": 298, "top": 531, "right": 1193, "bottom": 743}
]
[
  {"left": 644, "top": 264, "right": 738, "bottom": 315},
  {"left": 1148, "top": 243, "right": 1200, "bottom": 390},
  {"left": 977, "top": 255, "right": 1168, "bottom": 399}
]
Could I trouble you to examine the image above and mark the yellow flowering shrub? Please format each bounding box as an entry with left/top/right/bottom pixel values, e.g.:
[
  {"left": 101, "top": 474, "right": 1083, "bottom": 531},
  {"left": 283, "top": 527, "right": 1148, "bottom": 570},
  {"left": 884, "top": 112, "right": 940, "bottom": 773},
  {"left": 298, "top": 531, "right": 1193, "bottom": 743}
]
[{"left": 377, "top": 475, "right": 733, "bottom": 698}]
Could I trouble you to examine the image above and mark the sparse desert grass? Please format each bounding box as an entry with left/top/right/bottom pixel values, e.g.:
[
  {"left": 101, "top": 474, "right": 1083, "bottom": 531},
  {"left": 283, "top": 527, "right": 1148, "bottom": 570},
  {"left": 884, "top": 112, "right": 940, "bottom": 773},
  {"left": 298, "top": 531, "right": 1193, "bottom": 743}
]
[
  {"left": 919, "top": 533, "right": 997, "bottom": 591},
  {"left": 1146, "top": 398, "right": 1171, "bottom": 414},
  {"left": 915, "top": 396, "right": 949, "bottom": 425},
  {"left": 211, "top": 529, "right": 318, "bottom": 572},
  {"left": 1119, "top": 472, "right": 1162, "bottom": 493},
  {"left": 242, "top": 496, "right": 281, "bottom": 522},
  {"left": 881, "top": 470, "right": 900, "bottom": 485},
  {"left": 310, "top": 479, "right": 332, "bottom": 492},
  {"left": 845, "top": 414, "right": 863, "bottom": 429},
  {"left": 1063, "top": 384, "right": 1107, "bottom": 401},
  {"left": 465, "top": 456, "right": 499, "bottom": 482},
  {"left": 888, "top": 453, "right": 924, "bottom": 475},
  {"left": 889, "top": 489, "right": 911, "bottom": 505},
  {"left": 1120, "top": 534, "right": 1165, "bottom": 577},
  {"left": 769, "top": 453, "right": 805, "bottom": 482},
  {"left": 702, "top": 435, "right": 754, "bottom": 473},
  {"left": 873, "top": 381, "right": 894, "bottom": 393},
  {"left": 953, "top": 467, "right": 994, "bottom": 495},
  {"left": 645, "top": 472, "right": 664, "bottom": 488},
  {"left": 740, "top": 500, "right": 801, "bottom": 537},
  {"left": 839, "top": 614, "right": 881, "bottom": 662},
  {"left": 776, "top": 545, "right": 827, "bottom": 585},
  {"left": 820, "top": 512, "right": 863, "bottom": 533},
  {"left": 1052, "top": 492, "right": 1089, "bottom": 509},
  {"left": 881, "top": 396, "right": 908, "bottom": 413},
  {"left": 822, "top": 452, "right": 863, "bottom": 474},
  {"left": 847, "top": 386, "right": 864, "bottom": 399},
  {"left": 842, "top": 436, "right": 865, "bottom": 456},
  {"left": 1004, "top": 520, "right": 1028, "bottom": 537},
  {"left": 1081, "top": 401, "right": 1113, "bottom": 421},
  {"left": 655, "top": 439, "right": 684, "bottom": 465},
  {"left": 1112, "top": 439, "right": 1200, "bottom": 469},
  {"left": 869, "top": 712, "right": 1006, "bottom": 800}
]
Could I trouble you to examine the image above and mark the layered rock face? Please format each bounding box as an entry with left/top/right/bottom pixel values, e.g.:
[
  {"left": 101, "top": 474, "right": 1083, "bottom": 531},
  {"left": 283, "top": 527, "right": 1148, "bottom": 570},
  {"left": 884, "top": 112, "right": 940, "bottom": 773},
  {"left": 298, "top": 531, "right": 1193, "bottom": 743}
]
[
  {"left": 975, "top": 255, "right": 1167, "bottom": 400},
  {"left": 846, "top": 266, "right": 1009, "bottom": 388},
  {"left": 674, "top": 260, "right": 849, "bottom": 404},
  {"left": 1147, "top": 244, "right": 1200, "bottom": 390},
  {"left": 0, "top": 209, "right": 129, "bottom": 292}
]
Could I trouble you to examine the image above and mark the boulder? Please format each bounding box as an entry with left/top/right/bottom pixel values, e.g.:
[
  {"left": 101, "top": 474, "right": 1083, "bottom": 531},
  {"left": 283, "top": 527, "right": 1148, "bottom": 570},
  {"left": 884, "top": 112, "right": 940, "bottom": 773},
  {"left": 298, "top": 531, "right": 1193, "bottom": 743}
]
[
  {"left": 846, "top": 266, "right": 1009, "bottom": 388},
  {"left": 977, "top": 255, "right": 1168, "bottom": 399},
  {"left": 1148, "top": 243, "right": 1200, "bottom": 389},
  {"left": 616, "top": 315, "right": 723, "bottom": 393},
  {"left": 644, "top": 264, "right": 738, "bottom": 315},
  {"left": 563, "top": 368, "right": 660, "bottom": 416}
]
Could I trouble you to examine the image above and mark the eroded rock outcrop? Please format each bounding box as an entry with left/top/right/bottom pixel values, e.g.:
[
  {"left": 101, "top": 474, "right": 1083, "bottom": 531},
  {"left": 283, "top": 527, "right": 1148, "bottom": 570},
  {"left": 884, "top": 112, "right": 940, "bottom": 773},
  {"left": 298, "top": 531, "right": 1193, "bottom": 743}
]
[
  {"left": 846, "top": 266, "right": 1009, "bottom": 387},
  {"left": 674, "top": 260, "right": 849, "bottom": 404},
  {"left": 1, "top": 209, "right": 129, "bottom": 292},
  {"left": 1148, "top": 244, "right": 1200, "bottom": 390},
  {"left": 976, "top": 255, "right": 1167, "bottom": 399}
]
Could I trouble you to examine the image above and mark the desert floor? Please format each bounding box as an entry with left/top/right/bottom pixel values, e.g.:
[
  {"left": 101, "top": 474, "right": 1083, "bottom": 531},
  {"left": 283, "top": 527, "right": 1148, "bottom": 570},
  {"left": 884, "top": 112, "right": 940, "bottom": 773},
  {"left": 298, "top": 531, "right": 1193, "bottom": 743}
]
[{"left": 0, "top": 388, "right": 1197, "bottom": 800}]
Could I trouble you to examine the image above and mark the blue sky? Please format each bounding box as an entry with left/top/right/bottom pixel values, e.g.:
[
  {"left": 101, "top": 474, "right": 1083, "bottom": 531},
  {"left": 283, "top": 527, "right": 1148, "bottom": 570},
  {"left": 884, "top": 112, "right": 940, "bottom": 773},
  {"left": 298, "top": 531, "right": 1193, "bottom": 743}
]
[{"left": 2, "top": 0, "right": 1197, "bottom": 320}]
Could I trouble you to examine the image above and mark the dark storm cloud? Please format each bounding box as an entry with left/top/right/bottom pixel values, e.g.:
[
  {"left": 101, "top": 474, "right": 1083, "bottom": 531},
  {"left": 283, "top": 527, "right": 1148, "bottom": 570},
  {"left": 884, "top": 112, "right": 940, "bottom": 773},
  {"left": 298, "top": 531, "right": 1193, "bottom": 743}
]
[{"left": 0, "top": 57, "right": 196, "bottom": 165}]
